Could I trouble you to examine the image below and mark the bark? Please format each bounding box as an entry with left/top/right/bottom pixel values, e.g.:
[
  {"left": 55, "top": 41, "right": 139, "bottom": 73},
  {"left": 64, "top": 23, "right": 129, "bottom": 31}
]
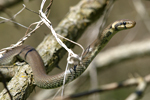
[{"left": 0, "top": 0, "right": 107, "bottom": 100}]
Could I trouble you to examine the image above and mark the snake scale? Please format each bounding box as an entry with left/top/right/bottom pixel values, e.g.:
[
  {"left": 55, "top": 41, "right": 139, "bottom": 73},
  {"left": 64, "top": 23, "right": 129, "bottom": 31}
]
[{"left": 0, "top": 19, "right": 136, "bottom": 88}]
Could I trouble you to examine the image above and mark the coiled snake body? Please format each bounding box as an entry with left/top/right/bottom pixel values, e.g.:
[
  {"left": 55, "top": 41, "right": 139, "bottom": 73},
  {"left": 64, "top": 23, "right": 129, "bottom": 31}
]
[{"left": 0, "top": 19, "right": 136, "bottom": 89}]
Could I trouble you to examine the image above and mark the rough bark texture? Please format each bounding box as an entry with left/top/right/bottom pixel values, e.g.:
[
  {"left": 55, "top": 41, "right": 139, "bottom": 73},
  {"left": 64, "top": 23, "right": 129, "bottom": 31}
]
[{"left": 0, "top": 0, "right": 107, "bottom": 99}]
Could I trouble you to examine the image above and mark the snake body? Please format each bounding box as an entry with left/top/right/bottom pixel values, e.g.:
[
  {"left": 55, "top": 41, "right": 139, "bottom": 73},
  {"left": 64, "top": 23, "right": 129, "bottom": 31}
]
[{"left": 0, "top": 19, "right": 136, "bottom": 88}]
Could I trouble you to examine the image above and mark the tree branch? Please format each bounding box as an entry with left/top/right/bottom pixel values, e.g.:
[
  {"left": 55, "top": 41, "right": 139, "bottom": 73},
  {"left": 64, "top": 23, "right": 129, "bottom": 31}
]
[
  {"left": 0, "top": 0, "right": 107, "bottom": 99},
  {"left": 94, "top": 40, "right": 150, "bottom": 71}
]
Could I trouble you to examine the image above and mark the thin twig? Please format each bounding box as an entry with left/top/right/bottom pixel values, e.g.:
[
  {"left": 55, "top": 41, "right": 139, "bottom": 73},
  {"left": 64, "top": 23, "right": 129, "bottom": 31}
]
[
  {"left": 45, "top": 0, "right": 53, "bottom": 16},
  {"left": 62, "top": 74, "right": 148, "bottom": 100},
  {"left": 0, "top": 5, "right": 29, "bottom": 29},
  {"left": 126, "top": 75, "right": 147, "bottom": 100}
]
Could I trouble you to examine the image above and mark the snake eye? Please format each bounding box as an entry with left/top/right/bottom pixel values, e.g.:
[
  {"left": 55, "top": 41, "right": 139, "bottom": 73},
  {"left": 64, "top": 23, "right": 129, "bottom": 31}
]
[{"left": 123, "top": 21, "right": 126, "bottom": 25}]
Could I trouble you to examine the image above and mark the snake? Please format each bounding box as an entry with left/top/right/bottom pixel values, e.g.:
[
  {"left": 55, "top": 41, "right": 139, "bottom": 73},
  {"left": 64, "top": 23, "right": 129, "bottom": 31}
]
[{"left": 0, "top": 19, "right": 136, "bottom": 89}]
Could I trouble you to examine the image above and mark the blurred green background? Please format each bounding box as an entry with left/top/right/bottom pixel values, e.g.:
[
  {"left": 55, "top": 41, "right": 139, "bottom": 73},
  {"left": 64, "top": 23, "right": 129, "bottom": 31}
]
[{"left": 0, "top": 0, "right": 150, "bottom": 100}]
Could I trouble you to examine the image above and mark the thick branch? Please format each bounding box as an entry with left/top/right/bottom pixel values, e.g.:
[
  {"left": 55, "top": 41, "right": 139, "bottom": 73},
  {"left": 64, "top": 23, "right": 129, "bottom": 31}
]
[
  {"left": 94, "top": 40, "right": 150, "bottom": 71},
  {"left": 0, "top": 0, "right": 107, "bottom": 100}
]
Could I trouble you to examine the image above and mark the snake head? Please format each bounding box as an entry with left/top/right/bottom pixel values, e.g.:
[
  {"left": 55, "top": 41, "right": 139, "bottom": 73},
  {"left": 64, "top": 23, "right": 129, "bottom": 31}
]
[{"left": 111, "top": 19, "right": 136, "bottom": 31}]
